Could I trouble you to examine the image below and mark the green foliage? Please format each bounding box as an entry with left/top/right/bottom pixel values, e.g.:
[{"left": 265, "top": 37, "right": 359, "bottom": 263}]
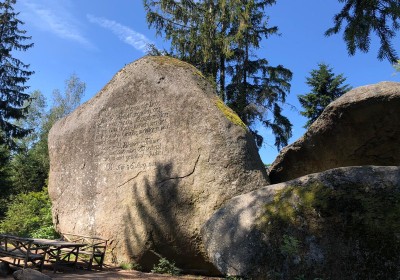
[
  {"left": 13, "top": 90, "right": 47, "bottom": 149},
  {"left": 151, "top": 257, "right": 182, "bottom": 275},
  {"left": 119, "top": 262, "right": 133, "bottom": 270},
  {"left": 225, "top": 1, "right": 293, "bottom": 150},
  {"left": 394, "top": 60, "right": 400, "bottom": 72},
  {"left": 225, "top": 276, "right": 245, "bottom": 280},
  {"left": 119, "top": 262, "right": 142, "bottom": 271},
  {"left": 0, "top": 144, "right": 12, "bottom": 217},
  {"left": 298, "top": 63, "right": 351, "bottom": 128},
  {"left": 0, "top": 0, "right": 34, "bottom": 148},
  {"left": 8, "top": 75, "right": 85, "bottom": 196},
  {"left": 289, "top": 276, "right": 324, "bottom": 280},
  {"left": 144, "top": 0, "right": 292, "bottom": 150},
  {"left": 258, "top": 182, "right": 400, "bottom": 279},
  {"left": 145, "top": 0, "right": 229, "bottom": 91},
  {"left": 0, "top": 188, "right": 58, "bottom": 239},
  {"left": 50, "top": 73, "right": 86, "bottom": 121},
  {"left": 0, "top": 74, "right": 85, "bottom": 238},
  {"left": 0, "top": 145, "right": 11, "bottom": 187},
  {"left": 9, "top": 147, "right": 48, "bottom": 194},
  {"left": 280, "top": 234, "right": 301, "bottom": 257},
  {"left": 30, "top": 223, "right": 58, "bottom": 239},
  {"left": 146, "top": 43, "right": 169, "bottom": 57},
  {"left": 7, "top": 91, "right": 48, "bottom": 194},
  {"left": 326, "top": 0, "right": 400, "bottom": 63}
]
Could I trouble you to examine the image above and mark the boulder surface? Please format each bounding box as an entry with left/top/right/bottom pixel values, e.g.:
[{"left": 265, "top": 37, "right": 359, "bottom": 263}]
[
  {"left": 269, "top": 82, "right": 400, "bottom": 183},
  {"left": 13, "top": 268, "right": 52, "bottom": 280},
  {"left": 202, "top": 166, "right": 400, "bottom": 279},
  {"left": 0, "top": 261, "right": 10, "bottom": 277},
  {"left": 48, "top": 56, "right": 268, "bottom": 273}
]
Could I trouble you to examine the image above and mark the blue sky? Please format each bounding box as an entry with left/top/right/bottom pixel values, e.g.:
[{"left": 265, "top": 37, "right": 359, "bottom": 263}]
[{"left": 14, "top": 0, "right": 399, "bottom": 164}]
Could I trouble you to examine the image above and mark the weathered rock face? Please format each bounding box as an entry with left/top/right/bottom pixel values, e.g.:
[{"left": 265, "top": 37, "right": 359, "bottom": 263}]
[
  {"left": 48, "top": 56, "right": 268, "bottom": 273},
  {"left": 269, "top": 82, "right": 400, "bottom": 183},
  {"left": 202, "top": 166, "right": 400, "bottom": 279}
]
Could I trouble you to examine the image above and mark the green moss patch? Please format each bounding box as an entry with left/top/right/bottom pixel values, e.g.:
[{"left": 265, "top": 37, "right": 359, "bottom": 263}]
[
  {"left": 214, "top": 97, "right": 248, "bottom": 131},
  {"left": 149, "top": 56, "right": 205, "bottom": 78},
  {"left": 258, "top": 183, "right": 400, "bottom": 279}
]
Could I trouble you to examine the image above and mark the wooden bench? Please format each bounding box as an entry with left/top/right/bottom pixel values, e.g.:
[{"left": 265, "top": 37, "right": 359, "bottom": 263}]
[
  {"left": 0, "top": 234, "right": 48, "bottom": 271},
  {"left": 60, "top": 233, "right": 107, "bottom": 270}
]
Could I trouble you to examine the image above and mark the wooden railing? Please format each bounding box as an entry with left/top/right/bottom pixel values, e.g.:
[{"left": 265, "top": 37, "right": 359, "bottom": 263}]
[{"left": 60, "top": 233, "right": 108, "bottom": 270}]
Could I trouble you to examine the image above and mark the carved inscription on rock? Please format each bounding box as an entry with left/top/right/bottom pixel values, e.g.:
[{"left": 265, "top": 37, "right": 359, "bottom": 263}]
[{"left": 94, "top": 100, "right": 170, "bottom": 172}]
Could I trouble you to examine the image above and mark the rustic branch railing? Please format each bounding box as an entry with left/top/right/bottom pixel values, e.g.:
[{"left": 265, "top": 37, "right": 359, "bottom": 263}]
[{"left": 60, "top": 233, "right": 108, "bottom": 270}]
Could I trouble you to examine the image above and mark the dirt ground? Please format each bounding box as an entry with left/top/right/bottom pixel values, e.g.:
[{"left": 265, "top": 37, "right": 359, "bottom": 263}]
[{"left": 3, "top": 264, "right": 223, "bottom": 280}]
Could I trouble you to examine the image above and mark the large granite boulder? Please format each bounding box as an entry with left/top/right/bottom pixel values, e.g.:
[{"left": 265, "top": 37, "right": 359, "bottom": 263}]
[
  {"left": 269, "top": 82, "right": 400, "bottom": 183},
  {"left": 48, "top": 56, "right": 268, "bottom": 273},
  {"left": 202, "top": 166, "right": 400, "bottom": 279}
]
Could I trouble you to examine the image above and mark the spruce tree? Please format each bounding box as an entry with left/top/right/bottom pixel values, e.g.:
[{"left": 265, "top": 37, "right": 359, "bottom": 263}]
[
  {"left": 144, "top": 0, "right": 292, "bottom": 149},
  {"left": 327, "top": 0, "right": 400, "bottom": 63},
  {"left": 226, "top": 0, "right": 292, "bottom": 149},
  {"left": 298, "top": 63, "right": 352, "bottom": 128},
  {"left": 0, "top": 0, "right": 33, "bottom": 148},
  {"left": 144, "top": 0, "right": 231, "bottom": 99}
]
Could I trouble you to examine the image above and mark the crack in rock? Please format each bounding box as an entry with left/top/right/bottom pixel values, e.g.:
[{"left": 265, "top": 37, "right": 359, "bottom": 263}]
[
  {"left": 116, "top": 171, "right": 145, "bottom": 188},
  {"left": 157, "top": 154, "right": 201, "bottom": 184}
]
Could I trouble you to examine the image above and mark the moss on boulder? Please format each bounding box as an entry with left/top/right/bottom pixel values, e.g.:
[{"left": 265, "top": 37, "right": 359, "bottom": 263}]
[
  {"left": 214, "top": 97, "right": 248, "bottom": 131},
  {"left": 260, "top": 181, "right": 400, "bottom": 279},
  {"left": 148, "top": 56, "right": 205, "bottom": 78},
  {"left": 201, "top": 166, "right": 400, "bottom": 279}
]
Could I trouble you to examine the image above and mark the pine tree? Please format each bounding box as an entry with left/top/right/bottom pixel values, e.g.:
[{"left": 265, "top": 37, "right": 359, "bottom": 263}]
[
  {"left": 226, "top": 0, "right": 292, "bottom": 149},
  {"left": 298, "top": 63, "right": 352, "bottom": 128},
  {"left": 144, "top": 0, "right": 292, "bottom": 149},
  {"left": 0, "top": 0, "right": 33, "bottom": 148},
  {"left": 327, "top": 0, "right": 400, "bottom": 63}
]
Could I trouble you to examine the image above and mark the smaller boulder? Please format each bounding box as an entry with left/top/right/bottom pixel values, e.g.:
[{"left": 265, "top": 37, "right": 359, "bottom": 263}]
[
  {"left": 13, "top": 269, "right": 52, "bottom": 280},
  {"left": 202, "top": 166, "right": 400, "bottom": 279},
  {"left": 269, "top": 82, "right": 400, "bottom": 183}
]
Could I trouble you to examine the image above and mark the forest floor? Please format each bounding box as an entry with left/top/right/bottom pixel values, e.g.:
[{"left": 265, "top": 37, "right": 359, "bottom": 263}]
[{"left": 4, "top": 264, "right": 223, "bottom": 280}]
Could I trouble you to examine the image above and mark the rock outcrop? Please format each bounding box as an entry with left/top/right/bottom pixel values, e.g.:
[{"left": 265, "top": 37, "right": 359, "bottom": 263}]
[
  {"left": 201, "top": 166, "right": 400, "bottom": 279},
  {"left": 13, "top": 269, "right": 52, "bottom": 280},
  {"left": 48, "top": 56, "right": 268, "bottom": 273},
  {"left": 269, "top": 82, "right": 400, "bottom": 183},
  {"left": 0, "top": 262, "right": 10, "bottom": 277}
]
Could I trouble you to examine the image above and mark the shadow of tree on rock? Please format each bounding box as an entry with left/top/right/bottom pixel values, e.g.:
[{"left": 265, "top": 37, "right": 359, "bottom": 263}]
[{"left": 122, "top": 161, "right": 220, "bottom": 275}]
